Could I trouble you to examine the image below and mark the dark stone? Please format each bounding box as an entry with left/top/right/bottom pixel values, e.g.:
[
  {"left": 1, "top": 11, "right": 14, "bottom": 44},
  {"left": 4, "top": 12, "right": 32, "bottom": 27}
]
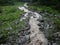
[
  {"left": 40, "top": 20, "right": 44, "bottom": 22},
  {"left": 37, "top": 19, "right": 40, "bottom": 21},
  {"left": 33, "top": 15, "right": 36, "bottom": 18},
  {"left": 37, "top": 23, "right": 41, "bottom": 26},
  {"left": 25, "top": 25, "right": 30, "bottom": 30},
  {"left": 23, "top": 30, "right": 30, "bottom": 35},
  {"left": 37, "top": 19, "right": 44, "bottom": 22},
  {"left": 18, "top": 35, "right": 30, "bottom": 45}
]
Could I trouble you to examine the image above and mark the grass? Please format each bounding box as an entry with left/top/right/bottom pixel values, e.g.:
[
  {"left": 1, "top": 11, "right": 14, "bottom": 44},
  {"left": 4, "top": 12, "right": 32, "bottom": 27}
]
[
  {"left": 0, "top": 2, "right": 24, "bottom": 30},
  {"left": 0, "top": 2, "right": 24, "bottom": 21},
  {"left": 29, "top": 5, "right": 59, "bottom": 14},
  {"left": 0, "top": 2, "right": 25, "bottom": 43}
]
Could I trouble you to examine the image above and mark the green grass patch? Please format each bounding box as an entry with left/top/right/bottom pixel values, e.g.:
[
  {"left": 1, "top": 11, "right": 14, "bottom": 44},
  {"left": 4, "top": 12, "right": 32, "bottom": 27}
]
[
  {"left": 0, "top": 2, "right": 24, "bottom": 22},
  {"left": 29, "top": 5, "right": 59, "bottom": 14},
  {"left": 0, "top": 2, "right": 25, "bottom": 43}
]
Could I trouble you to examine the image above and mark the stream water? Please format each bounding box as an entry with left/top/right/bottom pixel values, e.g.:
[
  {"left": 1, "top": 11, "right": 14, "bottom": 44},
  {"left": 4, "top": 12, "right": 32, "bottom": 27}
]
[{"left": 18, "top": 3, "right": 48, "bottom": 45}]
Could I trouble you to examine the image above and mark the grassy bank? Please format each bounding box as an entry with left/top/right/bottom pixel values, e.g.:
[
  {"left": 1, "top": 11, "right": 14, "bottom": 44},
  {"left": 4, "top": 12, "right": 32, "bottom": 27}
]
[
  {"left": 0, "top": 2, "right": 24, "bottom": 22},
  {"left": 29, "top": 4, "right": 60, "bottom": 14},
  {"left": 0, "top": 2, "right": 25, "bottom": 43}
]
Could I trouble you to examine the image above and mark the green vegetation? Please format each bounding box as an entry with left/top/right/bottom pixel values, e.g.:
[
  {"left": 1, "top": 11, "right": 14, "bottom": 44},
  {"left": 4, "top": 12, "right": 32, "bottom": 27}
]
[
  {"left": 32, "top": 0, "right": 60, "bottom": 11},
  {"left": 0, "top": 0, "right": 20, "bottom": 5},
  {"left": 54, "top": 19, "right": 60, "bottom": 31},
  {"left": 29, "top": 5, "right": 59, "bottom": 14},
  {"left": 0, "top": 2, "right": 24, "bottom": 43},
  {"left": 0, "top": 3, "right": 23, "bottom": 22}
]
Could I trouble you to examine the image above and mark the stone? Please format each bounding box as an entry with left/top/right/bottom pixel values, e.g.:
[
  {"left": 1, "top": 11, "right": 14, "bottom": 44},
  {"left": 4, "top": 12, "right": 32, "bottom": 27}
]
[
  {"left": 37, "top": 23, "right": 41, "bottom": 26},
  {"left": 40, "top": 20, "right": 44, "bottom": 22},
  {"left": 18, "top": 35, "right": 30, "bottom": 45},
  {"left": 24, "top": 30, "right": 31, "bottom": 35}
]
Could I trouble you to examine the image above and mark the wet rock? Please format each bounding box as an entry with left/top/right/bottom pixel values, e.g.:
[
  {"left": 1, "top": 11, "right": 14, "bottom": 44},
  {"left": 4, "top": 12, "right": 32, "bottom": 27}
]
[
  {"left": 39, "top": 26, "right": 44, "bottom": 31},
  {"left": 25, "top": 25, "right": 30, "bottom": 30},
  {"left": 37, "top": 23, "right": 41, "bottom": 26},
  {"left": 37, "top": 19, "right": 44, "bottom": 22},
  {"left": 37, "top": 19, "right": 40, "bottom": 21},
  {"left": 40, "top": 20, "right": 44, "bottom": 22},
  {"left": 18, "top": 28, "right": 30, "bottom": 36},
  {"left": 18, "top": 31, "right": 27, "bottom": 36},
  {"left": 23, "top": 30, "right": 30, "bottom": 35},
  {"left": 19, "top": 31, "right": 25, "bottom": 36},
  {"left": 54, "top": 32, "right": 60, "bottom": 38},
  {"left": 48, "top": 41, "right": 57, "bottom": 45},
  {"left": 18, "top": 35, "right": 30, "bottom": 45},
  {"left": 49, "top": 25, "right": 53, "bottom": 29}
]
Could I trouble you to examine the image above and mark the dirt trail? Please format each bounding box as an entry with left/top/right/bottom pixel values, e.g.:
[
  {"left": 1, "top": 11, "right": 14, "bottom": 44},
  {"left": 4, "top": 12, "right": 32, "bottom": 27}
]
[{"left": 18, "top": 3, "right": 48, "bottom": 45}]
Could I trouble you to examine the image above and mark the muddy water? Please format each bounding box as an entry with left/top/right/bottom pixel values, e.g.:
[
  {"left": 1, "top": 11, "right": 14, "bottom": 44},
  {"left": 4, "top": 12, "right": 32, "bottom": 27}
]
[{"left": 18, "top": 3, "right": 48, "bottom": 45}]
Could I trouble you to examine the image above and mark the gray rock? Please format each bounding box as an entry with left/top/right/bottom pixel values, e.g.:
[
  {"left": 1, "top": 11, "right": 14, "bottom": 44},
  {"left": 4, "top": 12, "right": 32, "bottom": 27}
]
[
  {"left": 24, "top": 30, "right": 31, "bottom": 35},
  {"left": 37, "top": 23, "right": 41, "bottom": 26},
  {"left": 18, "top": 35, "right": 30, "bottom": 45}
]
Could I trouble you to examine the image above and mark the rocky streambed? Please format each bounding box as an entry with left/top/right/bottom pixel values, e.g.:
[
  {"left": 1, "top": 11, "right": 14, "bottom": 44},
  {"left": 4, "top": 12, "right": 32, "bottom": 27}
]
[
  {"left": 19, "top": 2, "right": 60, "bottom": 45},
  {"left": 18, "top": 3, "right": 59, "bottom": 45},
  {"left": 18, "top": 3, "right": 48, "bottom": 45}
]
